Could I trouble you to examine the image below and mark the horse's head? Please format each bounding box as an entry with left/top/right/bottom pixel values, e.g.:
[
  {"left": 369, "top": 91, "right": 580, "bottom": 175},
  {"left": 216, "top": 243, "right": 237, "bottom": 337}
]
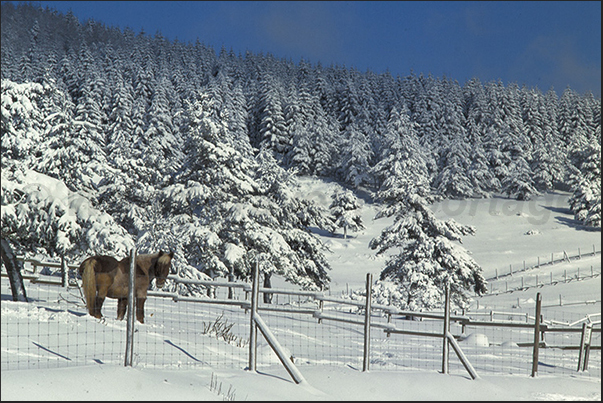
[{"left": 154, "top": 251, "right": 174, "bottom": 288}]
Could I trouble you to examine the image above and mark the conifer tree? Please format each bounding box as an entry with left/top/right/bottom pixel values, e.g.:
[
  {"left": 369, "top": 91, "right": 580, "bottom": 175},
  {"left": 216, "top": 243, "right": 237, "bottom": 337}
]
[
  {"left": 568, "top": 143, "right": 601, "bottom": 227},
  {"left": 329, "top": 189, "right": 365, "bottom": 239},
  {"left": 370, "top": 193, "right": 487, "bottom": 310}
]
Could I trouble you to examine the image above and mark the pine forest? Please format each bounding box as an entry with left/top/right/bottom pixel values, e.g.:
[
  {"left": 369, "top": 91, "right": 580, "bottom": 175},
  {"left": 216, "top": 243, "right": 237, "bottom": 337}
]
[{"left": 1, "top": 3, "right": 600, "bottom": 309}]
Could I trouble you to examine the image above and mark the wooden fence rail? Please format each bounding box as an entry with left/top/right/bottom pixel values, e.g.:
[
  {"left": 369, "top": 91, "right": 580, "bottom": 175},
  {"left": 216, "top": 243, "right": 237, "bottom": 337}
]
[{"left": 3, "top": 254, "right": 600, "bottom": 376}]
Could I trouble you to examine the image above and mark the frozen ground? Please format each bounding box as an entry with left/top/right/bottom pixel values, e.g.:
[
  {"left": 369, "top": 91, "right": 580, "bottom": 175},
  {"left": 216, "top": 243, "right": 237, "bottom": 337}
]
[{"left": 1, "top": 177, "right": 601, "bottom": 400}]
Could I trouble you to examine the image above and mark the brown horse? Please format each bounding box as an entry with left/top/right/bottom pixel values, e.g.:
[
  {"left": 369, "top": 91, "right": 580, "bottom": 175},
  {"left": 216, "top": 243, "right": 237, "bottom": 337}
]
[{"left": 78, "top": 251, "right": 174, "bottom": 323}]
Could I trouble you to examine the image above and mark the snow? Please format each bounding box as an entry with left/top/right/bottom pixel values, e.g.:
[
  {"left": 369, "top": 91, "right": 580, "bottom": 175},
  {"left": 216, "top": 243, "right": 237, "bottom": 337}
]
[
  {"left": 1, "top": 178, "right": 601, "bottom": 400},
  {"left": 2, "top": 364, "right": 600, "bottom": 401}
]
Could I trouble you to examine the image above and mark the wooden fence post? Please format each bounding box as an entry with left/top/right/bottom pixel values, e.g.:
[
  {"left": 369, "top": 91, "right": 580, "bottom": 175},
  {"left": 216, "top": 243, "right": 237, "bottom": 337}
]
[
  {"left": 362, "top": 273, "right": 373, "bottom": 372},
  {"left": 124, "top": 248, "right": 137, "bottom": 367},
  {"left": 577, "top": 323, "right": 593, "bottom": 371},
  {"left": 318, "top": 300, "right": 324, "bottom": 324},
  {"left": 61, "top": 255, "right": 68, "bottom": 288},
  {"left": 531, "top": 292, "right": 542, "bottom": 377}
]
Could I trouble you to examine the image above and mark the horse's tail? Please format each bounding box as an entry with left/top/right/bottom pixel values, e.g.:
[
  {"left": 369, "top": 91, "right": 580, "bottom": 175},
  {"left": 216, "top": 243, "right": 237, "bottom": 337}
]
[{"left": 80, "top": 259, "right": 97, "bottom": 316}]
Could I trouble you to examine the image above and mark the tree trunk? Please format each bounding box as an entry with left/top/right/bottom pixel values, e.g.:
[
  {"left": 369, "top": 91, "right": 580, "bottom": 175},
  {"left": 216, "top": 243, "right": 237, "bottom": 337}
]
[
  {"left": 263, "top": 272, "right": 273, "bottom": 304},
  {"left": 1, "top": 238, "right": 28, "bottom": 302}
]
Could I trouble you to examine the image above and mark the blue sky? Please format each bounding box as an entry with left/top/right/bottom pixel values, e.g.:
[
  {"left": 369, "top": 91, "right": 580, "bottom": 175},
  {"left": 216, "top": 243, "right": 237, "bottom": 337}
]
[{"left": 30, "top": 1, "right": 601, "bottom": 96}]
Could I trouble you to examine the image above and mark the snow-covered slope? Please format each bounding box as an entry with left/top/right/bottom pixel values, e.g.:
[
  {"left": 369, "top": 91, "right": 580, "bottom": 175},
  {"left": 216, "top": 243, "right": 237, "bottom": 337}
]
[{"left": 1, "top": 178, "right": 600, "bottom": 400}]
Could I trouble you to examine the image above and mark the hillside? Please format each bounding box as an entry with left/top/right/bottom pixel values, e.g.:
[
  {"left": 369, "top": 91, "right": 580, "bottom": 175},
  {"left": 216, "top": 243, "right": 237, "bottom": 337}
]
[
  {"left": 2, "top": 3, "right": 601, "bottom": 309},
  {"left": 1, "top": 177, "right": 600, "bottom": 400}
]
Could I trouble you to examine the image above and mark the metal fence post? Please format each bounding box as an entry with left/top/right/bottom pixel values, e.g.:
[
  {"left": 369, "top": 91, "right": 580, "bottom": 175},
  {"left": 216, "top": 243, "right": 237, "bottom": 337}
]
[
  {"left": 124, "top": 248, "right": 137, "bottom": 367},
  {"left": 442, "top": 283, "right": 450, "bottom": 374},
  {"left": 362, "top": 273, "right": 372, "bottom": 372},
  {"left": 248, "top": 258, "right": 260, "bottom": 372},
  {"left": 531, "top": 292, "right": 542, "bottom": 377}
]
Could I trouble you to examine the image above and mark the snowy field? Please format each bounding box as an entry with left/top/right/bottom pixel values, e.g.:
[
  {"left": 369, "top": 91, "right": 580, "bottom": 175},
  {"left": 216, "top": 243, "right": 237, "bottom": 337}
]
[{"left": 1, "top": 177, "right": 601, "bottom": 400}]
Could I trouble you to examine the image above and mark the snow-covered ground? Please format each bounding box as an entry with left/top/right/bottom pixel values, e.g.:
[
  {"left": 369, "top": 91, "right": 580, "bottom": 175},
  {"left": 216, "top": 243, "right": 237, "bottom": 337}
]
[{"left": 2, "top": 177, "right": 601, "bottom": 400}]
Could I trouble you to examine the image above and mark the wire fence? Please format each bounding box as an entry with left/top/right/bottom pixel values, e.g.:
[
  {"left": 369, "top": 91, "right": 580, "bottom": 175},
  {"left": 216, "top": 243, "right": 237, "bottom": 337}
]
[
  {"left": 1, "top": 275, "right": 126, "bottom": 369},
  {"left": 133, "top": 298, "right": 250, "bottom": 369},
  {"left": 2, "top": 258, "right": 600, "bottom": 381},
  {"left": 486, "top": 245, "right": 600, "bottom": 282}
]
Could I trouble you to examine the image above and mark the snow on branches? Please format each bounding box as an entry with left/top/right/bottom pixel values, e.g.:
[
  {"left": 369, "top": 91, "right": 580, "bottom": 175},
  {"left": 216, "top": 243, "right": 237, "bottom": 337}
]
[{"left": 370, "top": 193, "right": 487, "bottom": 310}]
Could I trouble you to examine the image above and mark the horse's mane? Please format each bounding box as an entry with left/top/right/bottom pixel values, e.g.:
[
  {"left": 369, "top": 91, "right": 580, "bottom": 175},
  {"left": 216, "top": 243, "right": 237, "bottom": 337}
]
[
  {"left": 136, "top": 252, "right": 160, "bottom": 275},
  {"left": 137, "top": 251, "right": 173, "bottom": 276}
]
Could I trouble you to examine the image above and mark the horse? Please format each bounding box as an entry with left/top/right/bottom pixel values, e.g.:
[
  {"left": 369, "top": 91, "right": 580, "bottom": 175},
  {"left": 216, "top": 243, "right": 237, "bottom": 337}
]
[{"left": 78, "top": 251, "right": 174, "bottom": 323}]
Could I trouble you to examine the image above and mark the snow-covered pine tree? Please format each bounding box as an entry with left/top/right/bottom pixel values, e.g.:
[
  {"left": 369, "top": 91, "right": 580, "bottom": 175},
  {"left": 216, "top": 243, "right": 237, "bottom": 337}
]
[
  {"left": 463, "top": 78, "right": 497, "bottom": 196},
  {"left": 433, "top": 138, "right": 474, "bottom": 199},
  {"left": 492, "top": 83, "right": 539, "bottom": 200},
  {"left": 329, "top": 189, "right": 365, "bottom": 239},
  {"left": 161, "top": 96, "right": 332, "bottom": 292},
  {"left": 369, "top": 192, "right": 487, "bottom": 310},
  {"left": 558, "top": 87, "right": 594, "bottom": 154},
  {"left": 256, "top": 73, "right": 289, "bottom": 160},
  {"left": 35, "top": 71, "right": 110, "bottom": 199},
  {"left": 139, "top": 77, "right": 182, "bottom": 184},
  {"left": 1, "top": 169, "right": 134, "bottom": 261},
  {"left": 568, "top": 143, "right": 601, "bottom": 227},
  {"left": 339, "top": 122, "right": 373, "bottom": 188},
  {"left": 528, "top": 87, "right": 563, "bottom": 191},
  {"left": 585, "top": 194, "right": 601, "bottom": 228},
  {"left": 1, "top": 79, "right": 48, "bottom": 170},
  {"left": 370, "top": 105, "right": 432, "bottom": 217}
]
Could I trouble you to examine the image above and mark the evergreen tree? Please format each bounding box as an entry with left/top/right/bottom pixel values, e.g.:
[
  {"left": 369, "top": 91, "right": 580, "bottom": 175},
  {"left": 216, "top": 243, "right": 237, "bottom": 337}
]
[
  {"left": 433, "top": 138, "right": 474, "bottom": 199},
  {"left": 140, "top": 77, "right": 182, "bottom": 183},
  {"left": 339, "top": 122, "right": 373, "bottom": 188},
  {"left": 1, "top": 80, "right": 48, "bottom": 170},
  {"left": 370, "top": 193, "right": 487, "bottom": 310},
  {"left": 463, "top": 78, "right": 497, "bottom": 196},
  {"left": 256, "top": 74, "right": 288, "bottom": 160},
  {"left": 568, "top": 143, "right": 601, "bottom": 227},
  {"left": 371, "top": 105, "right": 431, "bottom": 216},
  {"left": 329, "top": 189, "right": 365, "bottom": 239}
]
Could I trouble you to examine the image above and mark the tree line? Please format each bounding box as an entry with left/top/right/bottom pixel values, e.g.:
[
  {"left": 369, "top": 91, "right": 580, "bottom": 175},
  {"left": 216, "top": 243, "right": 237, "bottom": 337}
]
[{"left": 1, "top": 3, "right": 600, "bottom": 308}]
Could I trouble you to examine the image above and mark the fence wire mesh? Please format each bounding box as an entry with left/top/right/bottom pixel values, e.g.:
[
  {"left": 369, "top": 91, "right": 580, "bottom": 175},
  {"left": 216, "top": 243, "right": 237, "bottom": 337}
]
[
  {"left": 132, "top": 296, "right": 250, "bottom": 369},
  {"left": 2, "top": 272, "right": 600, "bottom": 381},
  {"left": 1, "top": 274, "right": 126, "bottom": 369}
]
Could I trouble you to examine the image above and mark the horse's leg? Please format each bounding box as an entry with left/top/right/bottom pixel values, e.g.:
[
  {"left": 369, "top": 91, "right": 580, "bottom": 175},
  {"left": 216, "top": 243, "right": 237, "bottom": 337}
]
[
  {"left": 136, "top": 297, "right": 146, "bottom": 324},
  {"left": 95, "top": 274, "right": 112, "bottom": 319},
  {"left": 117, "top": 298, "right": 127, "bottom": 320},
  {"left": 94, "top": 296, "right": 105, "bottom": 319},
  {"left": 135, "top": 277, "right": 150, "bottom": 324}
]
